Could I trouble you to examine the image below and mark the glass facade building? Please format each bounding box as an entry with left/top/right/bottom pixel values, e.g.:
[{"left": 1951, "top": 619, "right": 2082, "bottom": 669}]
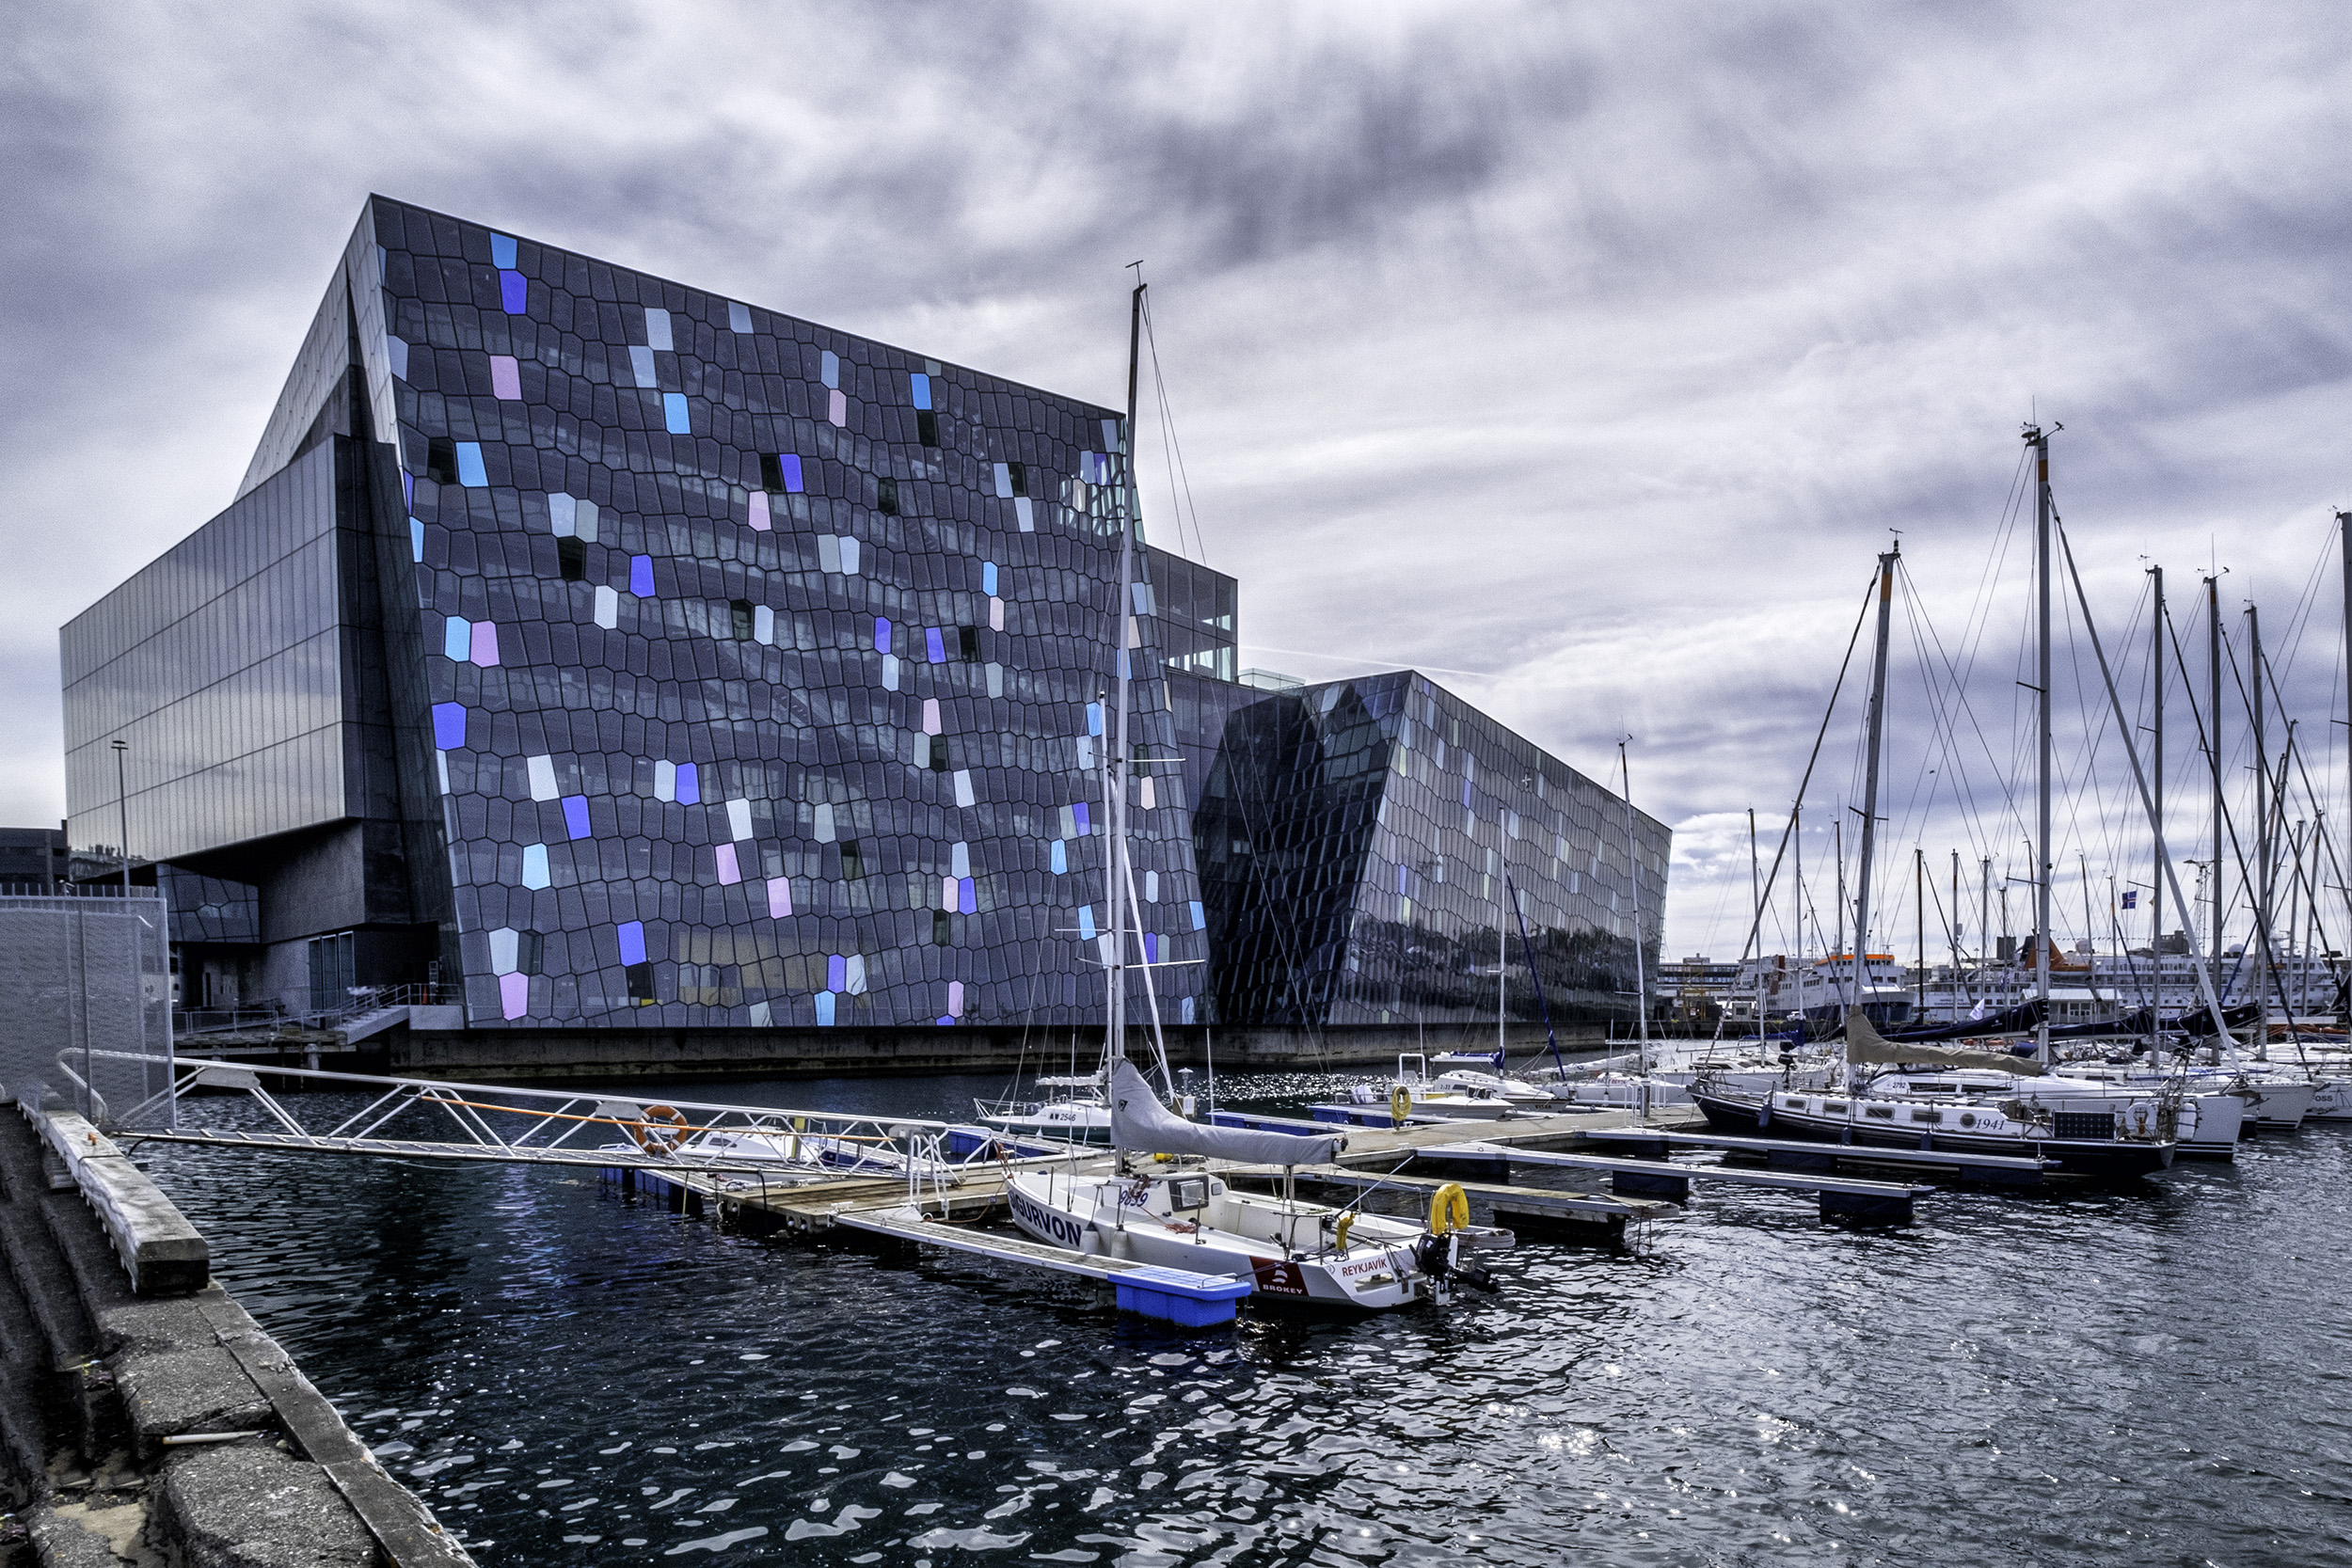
[{"left": 61, "top": 198, "right": 1666, "bottom": 1036}]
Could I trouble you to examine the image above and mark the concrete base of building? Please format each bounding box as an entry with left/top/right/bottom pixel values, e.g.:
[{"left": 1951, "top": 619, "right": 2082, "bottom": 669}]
[{"left": 375, "top": 1021, "right": 1655, "bottom": 1083}]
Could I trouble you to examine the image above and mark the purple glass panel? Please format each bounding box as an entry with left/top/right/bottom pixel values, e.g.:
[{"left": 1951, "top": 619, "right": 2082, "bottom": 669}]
[
  {"left": 874, "top": 617, "right": 891, "bottom": 654},
  {"left": 1145, "top": 932, "right": 1158, "bottom": 964},
  {"left": 469, "top": 621, "right": 501, "bottom": 666},
  {"left": 618, "top": 920, "right": 646, "bottom": 966},
  {"left": 715, "top": 843, "right": 740, "bottom": 885},
  {"left": 499, "top": 971, "right": 529, "bottom": 1020},
  {"left": 562, "top": 796, "right": 591, "bottom": 839},
  {"left": 490, "top": 356, "right": 520, "bottom": 399},
  {"left": 432, "top": 703, "right": 467, "bottom": 750},
  {"left": 958, "top": 877, "right": 976, "bottom": 915},
  {"left": 749, "top": 491, "right": 771, "bottom": 531},
  {"left": 767, "top": 877, "right": 791, "bottom": 918},
  {"left": 776, "top": 454, "right": 803, "bottom": 492},
  {"left": 1073, "top": 801, "right": 1090, "bottom": 833}
]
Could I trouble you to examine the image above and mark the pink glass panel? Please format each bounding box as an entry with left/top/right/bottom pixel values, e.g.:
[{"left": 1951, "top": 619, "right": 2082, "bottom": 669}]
[
  {"left": 715, "top": 843, "right": 741, "bottom": 885},
  {"left": 490, "top": 355, "right": 520, "bottom": 399},
  {"left": 749, "top": 491, "right": 771, "bottom": 531},
  {"left": 767, "top": 877, "right": 791, "bottom": 917},
  {"left": 499, "top": 972, "right": 529, "bottom": 1020},
  {"left": 828, "top": 389, "right": 847, "bottom": 427},
  {"left": 469, "top": 621, "right": 500, "bottom": 667}
]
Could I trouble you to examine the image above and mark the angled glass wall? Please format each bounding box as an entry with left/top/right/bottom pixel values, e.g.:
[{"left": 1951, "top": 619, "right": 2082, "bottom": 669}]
[{"left": 1195, "top": 672, "right": 1669, "bottom": 1028}]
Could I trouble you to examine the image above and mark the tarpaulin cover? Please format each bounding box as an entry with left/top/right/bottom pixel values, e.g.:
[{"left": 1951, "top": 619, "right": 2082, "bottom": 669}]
[{"left": 1108, "top": 1061, "right": 1339, "bottom": 1165}]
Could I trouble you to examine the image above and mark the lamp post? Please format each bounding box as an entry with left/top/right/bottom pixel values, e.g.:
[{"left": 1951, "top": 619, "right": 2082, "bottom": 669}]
[{"left": 111, "top": 739, "right": 131, "bottom": 895}]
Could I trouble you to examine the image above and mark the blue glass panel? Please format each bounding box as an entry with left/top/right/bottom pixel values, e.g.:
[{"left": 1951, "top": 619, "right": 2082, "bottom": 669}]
[
  {"left": 676, "top": 762, "right": 700, "bottom": 804},
  {"left": 981, "top": 562, "right": 997, "bottom": 595},
  {"left": 455, "top": 443, "right": 486, "bottom": 486},
  {"left": 521, "top": 845, "right": 549, "bottom": 890},
  {"left": 1190, "top": 900, "right": 1205, "bottom": 930},
  {"left": 911, "top": 372, "right": 931, "bottom": 410},
  {"left": 388, "top": 337, "right": 409, "bottom": 379},
  {"left": 1051, "top": 841, "right": 1067, "bottom": 875},
  {"left": 1087, "top": 703, "right": 1103, "bottom": 736},
  {"left": 873, "top": 617, "right": 892, "bottom": 654},
  {"left": 432, "top": 703, "right": 467, "bottom": 750},
  {"left": 775, "top": 453, "right": 803, "bottom": 492},
  {"left": 727, "top": 302, "right": 753, "bottom": 333},
  {"left": 562, "top": 796, "right": 591, "bottom": 838},
  {"left": 1073, "top": 801, "right": 1090, "bottom": 833},
  {"left": 958, "top": 877, "right": 976, "bottom": 914},
  {"left": 402, "top": 469, "right": 413, "bottom": 509},
  {"left": 501, "top": 271, "right": 527, "bottom": 314},
  {"left": 629, "top": 346, "right": 657, "bottom": 388},
  {"left": 820, "top": 351, "right": 838, "bottom": 388},
  {"left": 409, "top": 518, "right": 423, "bottom": 562},
  {"left": 925, "top": 627, "right": 946, "bottom": 663},
  {"left": 618, "top": 920, "right": 646, "bottom": 966},
  {"left": 816, "top": 992, "right": 835, "bottom": 1025},
  {"left": 826, "top": 953, "right": 847, "bottom": 990},
  {"left": 490, "top": 232, "right": 516, "bottom": 268},
  {"left": 629, "top": 556, "right": 654, "bottom": 596},
  {"left": 662, "top": 393, "right": 690, "bottom": 434},
  {"left": 1077, "top": 906, "right": 1097, "bottom": 941},
  {"left": 443, "top": 616, "right": 471, "bottom": 661}
]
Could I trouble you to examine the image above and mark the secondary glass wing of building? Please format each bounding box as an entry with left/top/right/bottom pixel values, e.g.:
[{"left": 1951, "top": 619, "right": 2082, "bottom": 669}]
[
  {"left": 1193, "top": 672, "right": 1670, "bottom": 1028},
  {"left": 63, "top": 196, "right": 1207, "bottom": 1031}
]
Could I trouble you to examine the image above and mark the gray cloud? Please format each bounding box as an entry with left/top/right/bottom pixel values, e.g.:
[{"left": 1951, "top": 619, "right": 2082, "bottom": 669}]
[{"left": 4, "top": 0, "right": 2348, "bottom": 960}]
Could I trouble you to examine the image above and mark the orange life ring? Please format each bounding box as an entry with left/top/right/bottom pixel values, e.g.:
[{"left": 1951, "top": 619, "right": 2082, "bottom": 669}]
[{"left": 633, "top": 1104, "right": 691, "bottom": 1154}]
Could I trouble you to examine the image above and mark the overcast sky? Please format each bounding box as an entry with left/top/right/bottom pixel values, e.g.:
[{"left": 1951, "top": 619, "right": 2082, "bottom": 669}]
[{"left": 6, "top": 1, "right": 2349, "bottom": 958}]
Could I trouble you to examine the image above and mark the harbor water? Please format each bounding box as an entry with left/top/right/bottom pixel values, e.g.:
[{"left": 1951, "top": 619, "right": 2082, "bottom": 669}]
[{"left": 138, "top": 1071, "right": 2350, "bottom": 1565}]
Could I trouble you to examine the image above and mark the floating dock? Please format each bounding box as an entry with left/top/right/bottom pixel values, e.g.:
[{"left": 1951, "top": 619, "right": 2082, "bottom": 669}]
[
  {"left": 1581, "top": 1127, "right": 2057, "bottom": 1186},
  {"left": 1410, "top": 1140, "right": 1930, "bottom": 1222}
]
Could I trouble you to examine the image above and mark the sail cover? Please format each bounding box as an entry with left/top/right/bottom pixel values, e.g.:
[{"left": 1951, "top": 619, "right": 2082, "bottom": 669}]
[
  {"left": 1107, "top": 1061, "right": 1340, "bottom": 1165},
  {"left": 1844, "top": 1009, "right": 2046, "bottom": 1077}
]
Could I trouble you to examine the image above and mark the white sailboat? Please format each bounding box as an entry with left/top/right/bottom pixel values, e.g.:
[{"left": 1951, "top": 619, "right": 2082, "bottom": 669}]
[{"left": 1004, "top": 277, "right": 1511, "bottom": 1310}]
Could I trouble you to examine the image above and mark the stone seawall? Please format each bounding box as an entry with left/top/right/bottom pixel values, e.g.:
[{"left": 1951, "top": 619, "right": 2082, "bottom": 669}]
[
  {"left": 0, "top": 1101, "right": 470, "bottom": 1568},
  {"left": 383, "top": 1022, "right": 1641, "bottom": 1083}
]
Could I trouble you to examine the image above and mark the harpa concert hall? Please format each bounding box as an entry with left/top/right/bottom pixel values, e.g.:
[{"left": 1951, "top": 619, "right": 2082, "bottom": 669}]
[{"left": 60, "top": 197, "right": 1668, "bottom": 1071}]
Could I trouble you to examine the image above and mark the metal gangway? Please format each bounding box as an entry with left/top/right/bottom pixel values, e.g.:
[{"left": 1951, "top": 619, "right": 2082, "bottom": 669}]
[{"left": 98, "top": 1053, "right": 1084, "bottom": 1200}]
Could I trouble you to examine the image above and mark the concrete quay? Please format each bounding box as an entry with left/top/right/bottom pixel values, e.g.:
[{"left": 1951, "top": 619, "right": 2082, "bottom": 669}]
[{"left": 0, "top": 1103, "right": 469, "bottom": 1568}]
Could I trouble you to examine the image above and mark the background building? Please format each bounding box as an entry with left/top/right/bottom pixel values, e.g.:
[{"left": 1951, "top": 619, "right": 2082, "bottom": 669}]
[{"left": 61, "top": 198, "right": 1665, "bottom": 1041}]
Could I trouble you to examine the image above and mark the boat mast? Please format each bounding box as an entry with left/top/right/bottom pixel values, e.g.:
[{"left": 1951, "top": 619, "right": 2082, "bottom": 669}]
[
  {"left": 2251, "top": 604, "right": 2269, "bottom": 1022},
  {"left": 1850, "top": 546, "right": 1899, "bottom": 1035},
  {"left": 2028, "top": 426, "right": 2054, "bottom": 1067},
  {"left": 1110, "top": 275, "right": 1144, "bottom": 1080},
  {"left": 1791, "top": 802, "right": 1804, "bottom": 1018},
  {"left": 1949, "top": 849, "right": 1962, "bottom": 1022},
  {"left": 2207, "top": 574, "right": 2225, "bottom": 1008},
  {"left": 2150, "top": 562, "right": 2164, "bottom": 1065},
  {"left": 1978, "top": 856, "right": 1990, "bottom": 1010},
  {"left": 1915, "top": 847, "right": 1926, "bottom": 1021},
  {"left": 1749, "top": 807, "right": 1763, "bottom": 1046},
  {"left": 1620, "top": 741, "right": 1649, "bottom": 1067},
  {"left": 2341, "top": 511, "right": 2352, "bottom": 956}
]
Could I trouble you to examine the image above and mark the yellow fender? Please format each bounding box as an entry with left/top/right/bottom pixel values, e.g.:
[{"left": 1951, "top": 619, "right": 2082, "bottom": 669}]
[
  {"left": 1428, "top": 1181, "right": 1470, "bottom": 1236},
  {"left": 1390, "top": 1085, "right": 1413, "bottom": 1126}
]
